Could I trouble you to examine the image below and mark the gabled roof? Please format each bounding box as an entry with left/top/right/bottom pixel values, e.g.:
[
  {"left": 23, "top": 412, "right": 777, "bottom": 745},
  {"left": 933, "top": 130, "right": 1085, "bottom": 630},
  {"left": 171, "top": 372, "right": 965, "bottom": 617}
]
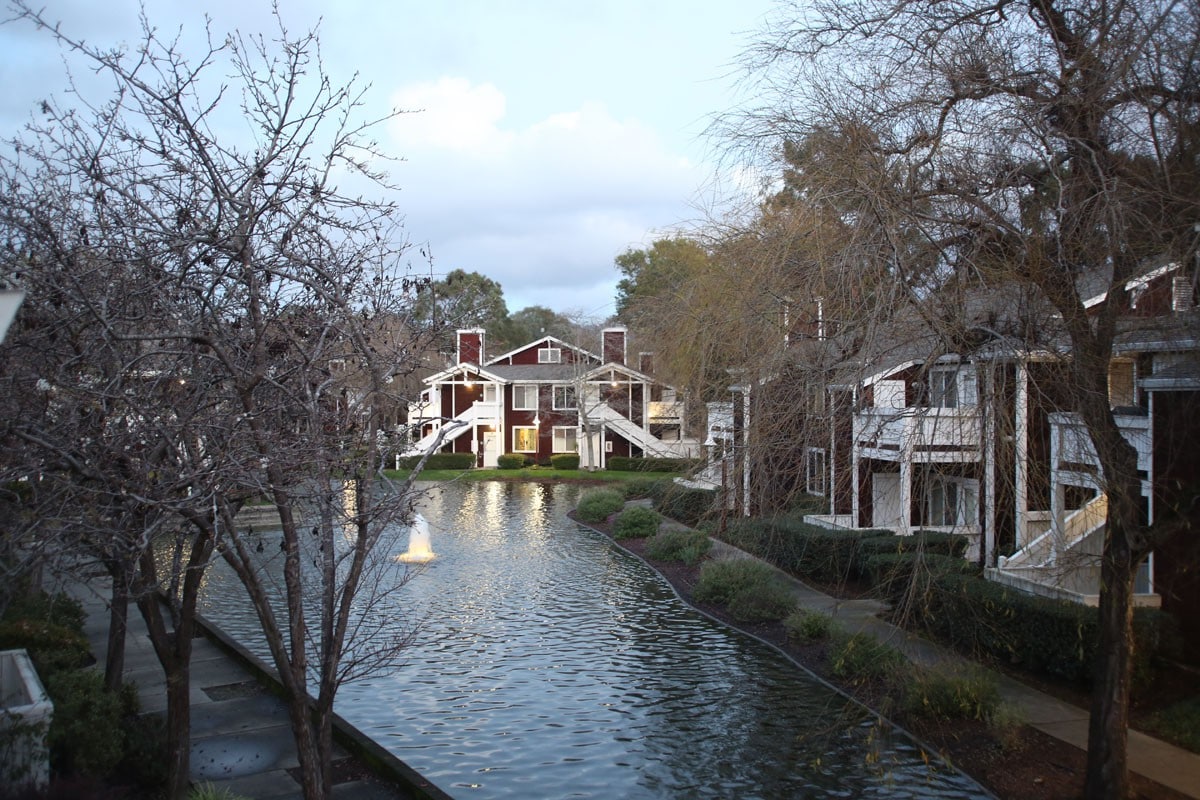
[
  {"left": 484, "top": 335, "right": 600, "bottom": 366},
  {"left": 422, "top": 363, "right": 509, "bottom": 384}
]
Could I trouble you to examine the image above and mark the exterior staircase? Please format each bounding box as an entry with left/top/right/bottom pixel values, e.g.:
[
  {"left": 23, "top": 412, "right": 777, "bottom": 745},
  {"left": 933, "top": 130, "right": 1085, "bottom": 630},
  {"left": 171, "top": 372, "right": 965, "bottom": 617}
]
[{"left": 590, "top": 402, "right": 688, "bottom": 458}]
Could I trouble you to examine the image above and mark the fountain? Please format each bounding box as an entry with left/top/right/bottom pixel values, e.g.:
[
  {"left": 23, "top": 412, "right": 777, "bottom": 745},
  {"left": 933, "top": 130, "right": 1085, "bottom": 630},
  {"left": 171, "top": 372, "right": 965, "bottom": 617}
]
[{"left": 395, "top": 513, "right": 436, "bottom": 563}]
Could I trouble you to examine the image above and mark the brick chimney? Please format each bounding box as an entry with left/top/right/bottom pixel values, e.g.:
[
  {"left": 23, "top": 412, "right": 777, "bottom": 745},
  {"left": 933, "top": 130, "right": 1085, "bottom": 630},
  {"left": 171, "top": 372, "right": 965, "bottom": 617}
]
[
  {"left": 457, "top": 328, "right": 485, "bottom": 365},
  {"left": 639, "top": 352, "right": 653, "bottom": 375},
  {"left": 602, "top": 326, "right": 626, "bottom": 365}
]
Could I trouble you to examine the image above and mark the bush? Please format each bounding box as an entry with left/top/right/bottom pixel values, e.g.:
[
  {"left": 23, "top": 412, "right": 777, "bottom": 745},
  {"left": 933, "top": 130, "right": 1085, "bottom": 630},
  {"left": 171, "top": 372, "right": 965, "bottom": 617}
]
[
  {"left": 623, "top": 477, "right": 669, "bottom": 500},
  {"left": 652, "top": 484, "right": 716, "bottom": 528},
  {"left": 693, "top": 559, "right": 778, "bottom": 605},
  {"left": 607, "top": 456, "right": 696, "bottom": 472},
  {"left": 1, "top": 590, "right": 85, "bottom": 632},
  {"left": 1144, "top": 695, "right": 1200, "bottom": 753},
  {"left": 784, "top": 609, "right": 836, "bottom": 643},
  {"left": 922, "top": 572, "right": 1165, "bottom": 687},
  {"left": 395, "top": 451, "right": 477, "bottom": 470},
  {"left": 865, "top": 551, "right": 980, "bottom": 609},
  {"left": 575, "top": 488, "right": 626, "bottom": 523},
  {"left": 550, "top": 454, "right": 580, "bottom": 470},
  {"left": 496, "top": 453, "right": 527, "bottom": 470},
  {"left": 613, "top": 506, "right": 661, "bottom": 539},
  {"left": 0, "top": 619, "right": 91, "bottom": 677},
  {"left": 727, "top": 580, "right": 796, "bottom": 623},
  {"left": 902, "top": 666, "right": 1001, "bottom": 722},
  {"left": 644, "top": 529, "right": 712, "bottom": 566},
  {"left": 44, "top": 669, "right": 125, "bottom": 779},
  {"left": 829, "top": 631, "right": 906, "bottom": 684}
]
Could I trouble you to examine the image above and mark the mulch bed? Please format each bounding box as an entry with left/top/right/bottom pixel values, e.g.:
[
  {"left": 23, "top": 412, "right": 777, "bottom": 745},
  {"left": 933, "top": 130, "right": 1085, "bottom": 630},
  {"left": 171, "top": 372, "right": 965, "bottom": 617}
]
[{"left": 585, "top": 517, "right": 1190, "bottom": 800}]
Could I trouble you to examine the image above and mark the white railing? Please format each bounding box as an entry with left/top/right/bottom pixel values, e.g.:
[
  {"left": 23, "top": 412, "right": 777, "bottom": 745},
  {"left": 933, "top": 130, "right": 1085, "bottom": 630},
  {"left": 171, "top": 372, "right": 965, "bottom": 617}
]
[
  {"left": 854, "top": 407, "right": 982, "bottom": 453},
  {"left": 649, "top": 400, "right": 684, "bottom": 422},
  {"left": 1048, "top": 411, "right": 1151, "bottom": 475},
  {"left": 999, "top": 492, "right": 1107, "bottom": 570}
]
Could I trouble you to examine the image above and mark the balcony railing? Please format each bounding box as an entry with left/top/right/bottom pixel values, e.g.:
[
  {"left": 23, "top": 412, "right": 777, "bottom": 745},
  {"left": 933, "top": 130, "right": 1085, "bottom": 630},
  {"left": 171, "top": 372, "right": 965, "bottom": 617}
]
[
  {"left": 649, "top": 400, "right": 684, "bottom": 422},
  {"left": 854, "top": 406, "right": 982, "bottom": 455},
  {"left": 1048, "top": 410, "right": 1151, "bottom": 475}
]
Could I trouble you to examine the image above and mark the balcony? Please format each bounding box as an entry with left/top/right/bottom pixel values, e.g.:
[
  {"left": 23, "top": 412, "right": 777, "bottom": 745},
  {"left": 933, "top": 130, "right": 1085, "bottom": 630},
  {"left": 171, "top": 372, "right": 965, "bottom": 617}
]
[
  {"left": 649, "top": 400, "right": 684, "bottom": 423},
  {"left": 855, "top": 406, "right": 982, "bottom": 462},
  {"left": 1048, "top": 410, "right": 1151, "bottom": 476}
]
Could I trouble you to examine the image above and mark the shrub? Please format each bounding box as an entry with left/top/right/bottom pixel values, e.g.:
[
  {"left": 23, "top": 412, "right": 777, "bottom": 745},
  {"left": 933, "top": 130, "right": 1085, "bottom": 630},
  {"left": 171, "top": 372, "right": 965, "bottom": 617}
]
[
  {"left": 607, "top": 456, "right": 696, "bottom": 472},
  {"left": 395, "top": 451, "right": 477, "bottom": 470},
  {"left": 613, "top": 506, "right": 661, "bottom": 539},
  {"left": 0, "top": 619, "right": 91, "bottom": 677},
  {"left": 644, "top": 528, "right": 712, "bottom": 566},
  {"left": 496, "top": 453, "right": 527, "bottom": 470},
  {"left": 693, "top": 559, "right": 779, "bottom": 605},
  {"left": 784, "top": 609, "right": 836, "bottom": 643},
  {"left": 922, "top": 572, "right": 1165, "bottom": 687},
  {"left": 550, "top": 454, "right": 580, "bottom": 470},
  {"left": 623, "top": 477, "right": 668, "bottom": 500},
  {"left": 828, "top": 631, "right": 906, "bottom": 684},
  {"left": 190, "top": 783, "right": 252, "bottom": 800},
  {"left": 727, "top": 580, "right": 796, "bottom": 623},
  {"left": 1144, "top": 695, "right": 1200, "bottom": 753},
  {"left": 654, "top": 485, "right": 716, "bottom": 528},
  {"left": 902, "top": 666, "right": 1001, "bottom": 722},
  {"left": 575, "top": 488, "right": 626, "bottom": 523},
  {"left": 44, "top": 669, "right": 125, "bottom": 779},
  {"left": 1, "top": 590, "right": 85, "bottom": 632},
  {"left": 864, "top": 551, "right": 980, "bottom": 609}
]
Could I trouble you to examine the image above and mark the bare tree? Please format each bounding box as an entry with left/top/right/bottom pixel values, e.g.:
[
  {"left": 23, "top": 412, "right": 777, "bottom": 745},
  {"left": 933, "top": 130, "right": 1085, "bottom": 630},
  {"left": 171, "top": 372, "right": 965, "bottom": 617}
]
[
  {"left": 719, "top": 1, "right": 1200, "bottom": 796},
  {"left": 0, "top": 5, "right": 447, "bottom": 798}
]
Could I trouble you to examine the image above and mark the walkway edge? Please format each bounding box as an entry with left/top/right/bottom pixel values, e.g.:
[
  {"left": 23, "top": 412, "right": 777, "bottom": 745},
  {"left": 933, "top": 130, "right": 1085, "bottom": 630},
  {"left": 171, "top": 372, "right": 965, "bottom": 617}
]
[{"left": 192, "top": 609, "right": 455, "bottom": 800}]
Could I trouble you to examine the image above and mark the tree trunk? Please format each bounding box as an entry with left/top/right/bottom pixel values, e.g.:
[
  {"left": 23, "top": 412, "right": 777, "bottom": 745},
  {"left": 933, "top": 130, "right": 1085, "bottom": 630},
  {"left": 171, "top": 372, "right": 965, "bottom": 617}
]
[
  {"left": 285, "top": 689, "right": 325, "bottom": 800},
  {"left": 103, "top": 563, "right": 129, "bottom": 694},
  {"left": 1085, "top": 530, "right": 1136, "bottom": 800},
  {"left": 163, "top": 653, "right": 192, "bottom": 800}
]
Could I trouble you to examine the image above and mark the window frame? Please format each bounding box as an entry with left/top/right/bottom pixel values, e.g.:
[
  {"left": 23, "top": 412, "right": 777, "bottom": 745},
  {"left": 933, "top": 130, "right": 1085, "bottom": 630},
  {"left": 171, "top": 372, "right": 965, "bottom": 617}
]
[
  {"left": 538, "top": 347, "right": 562, "bottom": 364},
  {"left": 552, "top": 426, "right": 577, "bottom": 453},
  {"left": 552, "top": 385, "right": 576, "bottom": 410},
  {"left": 512, "top": 384, "right": 538, "bottom": 411},
  {"left": 512, "top": 426, "right": 538, "bottom": 453},
  {"left": 805, "top": 448, "right": 827, "bottom": 496}
]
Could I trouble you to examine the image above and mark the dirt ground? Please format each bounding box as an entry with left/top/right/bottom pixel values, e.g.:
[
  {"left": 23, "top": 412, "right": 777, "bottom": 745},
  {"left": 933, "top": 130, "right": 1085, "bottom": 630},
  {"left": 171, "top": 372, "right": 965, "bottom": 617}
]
[{"left": 593, "top": 521, "right": 1191, "bottom": 800}]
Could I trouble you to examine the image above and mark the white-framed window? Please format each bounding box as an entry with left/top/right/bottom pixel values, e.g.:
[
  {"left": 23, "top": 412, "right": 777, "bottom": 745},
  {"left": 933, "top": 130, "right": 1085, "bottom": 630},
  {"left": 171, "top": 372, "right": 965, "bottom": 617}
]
[
  {"left": 553, "top": 386, "right": 576, "bottom": 409},
  {"left": 928, "top": 368, "right": 958, "bottom": 408},
  {"left": 805, "top": 448, "right": 827, "bottom": 495},
  {"left": 483, "top": 383, "right": 499, "bottom": 404},
  {"left": 925, "top": 477, "right": 979, "bottom": 527},
  {"left": 538, "top": 347, "right": 562, "bottom": 363},
  {"left": 513, "top": 426, "right": 538, "bottom": 453},
  {"left": 552, "top": 426, "right": 577, "bottom": 453},
  {"left": 512, "top": 384, "right": 538, "bottom": 410}
]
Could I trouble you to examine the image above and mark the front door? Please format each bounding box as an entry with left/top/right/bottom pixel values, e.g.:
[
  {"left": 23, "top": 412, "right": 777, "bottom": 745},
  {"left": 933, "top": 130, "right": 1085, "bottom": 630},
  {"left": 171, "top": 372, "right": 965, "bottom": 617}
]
[{"left": 482, "top": 431, "right": 499, "bottom": 468}]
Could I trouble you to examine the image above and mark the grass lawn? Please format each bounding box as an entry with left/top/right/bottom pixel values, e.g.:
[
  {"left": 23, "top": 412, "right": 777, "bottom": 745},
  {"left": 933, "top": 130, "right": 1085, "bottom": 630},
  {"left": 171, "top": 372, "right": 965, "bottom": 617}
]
[{"left": 382, "top": 467, "right": 676, "bottom": 483}]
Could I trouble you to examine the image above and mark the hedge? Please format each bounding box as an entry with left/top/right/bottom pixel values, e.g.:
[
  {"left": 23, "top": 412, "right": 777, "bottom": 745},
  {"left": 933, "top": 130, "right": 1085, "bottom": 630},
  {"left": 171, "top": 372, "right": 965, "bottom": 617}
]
[
  {"left": 921, "top": 572, "right": 1164, "bottom": 687},
  {"left": 863, "top": 551, "right": 981, "bottom": 608},
  {"left": 550, "top": 454, "right": 580, "bottom": 470},
  {"left": 718, "top": 518, "right": 892, "bottom": 584},
  {"left": 606, "top": 456, "right": 696, "bottom": 472},
  {"left": 648, "top": 483, "right": 716, "bottom": 528},
  {"left": 394, "top": 451, "right": 476, "bottom": 470},
  {"left": 497, "top": 453, "right": 527, "bottom": 470}
]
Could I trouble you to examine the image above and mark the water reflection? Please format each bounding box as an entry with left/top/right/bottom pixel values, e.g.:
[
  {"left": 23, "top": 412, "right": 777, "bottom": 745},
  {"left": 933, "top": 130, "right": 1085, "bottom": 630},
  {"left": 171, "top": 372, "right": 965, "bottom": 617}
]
[{"left": 199, "top": 481, "right": 987, "bottom": 800}]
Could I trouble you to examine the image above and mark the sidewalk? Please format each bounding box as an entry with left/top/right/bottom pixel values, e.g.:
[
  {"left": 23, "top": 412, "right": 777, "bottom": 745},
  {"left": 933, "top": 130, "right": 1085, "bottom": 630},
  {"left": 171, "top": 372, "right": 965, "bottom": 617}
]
[
  {"left": 68, "top": 576, "right": 452, "bottom": 800},
  {"left": 701, "top": 533, "right": 1200, "bottom": 799}
]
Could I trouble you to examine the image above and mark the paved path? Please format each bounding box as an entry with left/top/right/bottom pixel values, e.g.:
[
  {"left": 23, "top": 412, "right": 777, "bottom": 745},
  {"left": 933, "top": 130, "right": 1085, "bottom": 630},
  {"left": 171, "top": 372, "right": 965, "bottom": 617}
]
[
  {"left": 68, "top": 576, "right": 451, "bottom": 800},
  {"left": 699, "top": 530, "right": 1200, "bottom": 799}
]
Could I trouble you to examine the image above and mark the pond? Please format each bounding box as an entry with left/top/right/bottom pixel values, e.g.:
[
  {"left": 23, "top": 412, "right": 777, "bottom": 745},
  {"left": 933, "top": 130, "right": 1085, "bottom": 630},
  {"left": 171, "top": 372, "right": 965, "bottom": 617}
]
[{"left": 199, "top": 481, "right": 988, "bottom": 799}]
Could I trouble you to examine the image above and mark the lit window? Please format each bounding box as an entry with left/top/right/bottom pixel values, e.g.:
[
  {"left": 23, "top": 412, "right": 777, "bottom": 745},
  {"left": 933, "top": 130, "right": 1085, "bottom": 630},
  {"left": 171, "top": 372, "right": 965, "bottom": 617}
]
[
  {"left": 513, "top": 426, "right": 538, "bottom": 453},
  {"left": 553, "top": 426, "right": 577, "bottom": 453},
  {"left": 512, "top": 384, "right": 538, "bottom": 410}
]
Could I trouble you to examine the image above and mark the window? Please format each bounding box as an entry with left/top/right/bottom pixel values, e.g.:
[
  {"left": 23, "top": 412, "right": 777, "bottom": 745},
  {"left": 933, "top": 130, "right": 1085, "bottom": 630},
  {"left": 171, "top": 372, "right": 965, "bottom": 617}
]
[
  {"left": 925, "top": 478, "right": 978, "bottom": 527},
  {"left": 512, "top": 384, "right": 538, "bottom": 410},
  {"left": 805, "top": 448, "right": 827, "bottom": 495},
  {"left": 538, "top": 347, "right": 562, "bottom": 363},
  {"left": 928, "top": 369, "right": 958, "bottom": 408},
  {"left": 553, "top": 386, "right": 576, "bottom": 409},
  {"left": 553, "top": 426, "right": 577, "bottom": 453},
  {"left": 513, "top": 426, "right": 538, "bottom": 453},
  {"left": 483, "top": 384, "right": 498, "bottom": 404}
]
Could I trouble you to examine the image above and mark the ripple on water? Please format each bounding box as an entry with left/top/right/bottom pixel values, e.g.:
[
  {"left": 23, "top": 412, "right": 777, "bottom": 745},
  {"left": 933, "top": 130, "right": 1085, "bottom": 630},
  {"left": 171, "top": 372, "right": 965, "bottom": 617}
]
[{"left": 200, "top": 482, "right": 989, "bottom": 800}]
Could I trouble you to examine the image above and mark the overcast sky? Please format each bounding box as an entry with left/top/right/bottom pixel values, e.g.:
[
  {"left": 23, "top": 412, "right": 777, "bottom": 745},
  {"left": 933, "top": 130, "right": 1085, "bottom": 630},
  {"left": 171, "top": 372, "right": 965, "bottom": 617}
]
[{"left": 0, "top": 0, "right": 774, "bottom": 320}]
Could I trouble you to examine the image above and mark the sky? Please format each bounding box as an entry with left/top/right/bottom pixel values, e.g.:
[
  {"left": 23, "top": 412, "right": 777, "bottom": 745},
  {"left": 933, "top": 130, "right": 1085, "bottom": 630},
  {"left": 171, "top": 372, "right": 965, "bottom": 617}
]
[{"left": 0, "top": 0, "right": 776, "bottom": 321}]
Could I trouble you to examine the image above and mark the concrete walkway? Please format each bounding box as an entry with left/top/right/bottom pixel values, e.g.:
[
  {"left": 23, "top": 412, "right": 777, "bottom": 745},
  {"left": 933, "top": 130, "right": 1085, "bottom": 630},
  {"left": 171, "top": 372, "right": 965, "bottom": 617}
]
[
  {"left": 68, "top": 576, "right": 452, "bottom": 800},
  {"left": 698, "top": 532, "right": 1200, "bottom": 799}
]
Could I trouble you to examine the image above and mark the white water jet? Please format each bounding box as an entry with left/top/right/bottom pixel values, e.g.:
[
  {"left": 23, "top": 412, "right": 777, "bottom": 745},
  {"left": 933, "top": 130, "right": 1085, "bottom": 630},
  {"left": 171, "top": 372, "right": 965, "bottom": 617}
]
[{"left": 396, "top": 513, "right": 435, "bottom": 563}]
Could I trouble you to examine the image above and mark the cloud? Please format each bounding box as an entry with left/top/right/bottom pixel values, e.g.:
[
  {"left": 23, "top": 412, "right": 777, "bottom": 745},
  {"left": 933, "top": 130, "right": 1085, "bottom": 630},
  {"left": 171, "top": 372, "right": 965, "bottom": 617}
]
[{"left": 385, "top": 78, "right": 706, "bottom": 314}]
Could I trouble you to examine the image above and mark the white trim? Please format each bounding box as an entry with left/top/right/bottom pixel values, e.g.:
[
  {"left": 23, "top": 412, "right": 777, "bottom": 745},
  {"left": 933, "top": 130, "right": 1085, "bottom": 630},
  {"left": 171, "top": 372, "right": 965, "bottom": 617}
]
[
  {"left": 552, "top": 385, "right": 576, "bottom": 410},
  {"left": 512, "top": 384, "right": 538, "bottom": 411},
  {"left": 552, "top": 426, "right": 577, "bottom": 453}
]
